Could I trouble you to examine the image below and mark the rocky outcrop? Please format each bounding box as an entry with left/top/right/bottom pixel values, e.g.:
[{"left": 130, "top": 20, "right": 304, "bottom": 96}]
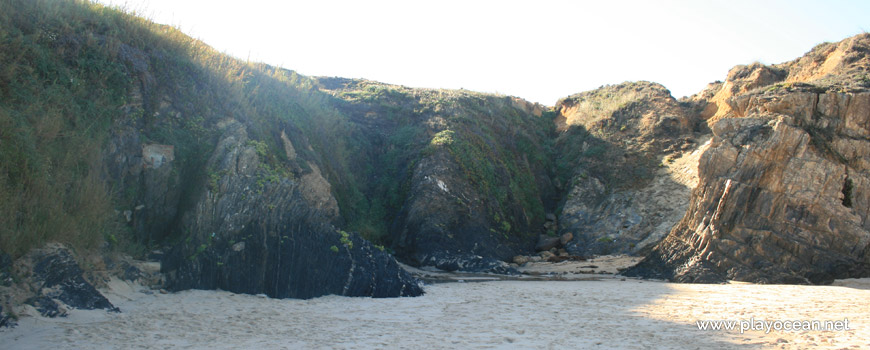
[
  {"left": 417, "top": 252, "right": 519, "bottom": 275},
  {"left": 627, "top": 34, "right": 870, "bottom": 284},
  {"left": 162, "top": 120, "right": 423, "bottom": 298},
  {"left": 553, "top": 82, "right": 706, "bottom": 256},
  {"left": 16, "top": 244, "right": 118, "bottom": 314},
  {"left": 30, "top": 246, "right": 118, "bottom": 312},
  {"left": 318, "top": 79, "right": 556, "bottom": 271},
  {"left": 392, "top": 148, "right": 536, "bottom": 268},
  {"left": 104, "top": 98, "right": 182, "bottom": 244}
]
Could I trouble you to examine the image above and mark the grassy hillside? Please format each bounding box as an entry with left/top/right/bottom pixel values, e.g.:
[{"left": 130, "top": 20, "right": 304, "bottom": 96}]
[
  {"left": 0, "top": 0, "right": 364, "bottom": 258},
  {"left": 317, "top": 78, "right": 556, "bottom": 246},
  {"left": 0, "top": 0, "right": 558, "bottom": 261}
]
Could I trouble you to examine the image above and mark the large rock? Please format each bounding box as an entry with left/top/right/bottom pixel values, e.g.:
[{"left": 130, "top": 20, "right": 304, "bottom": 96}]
[
  {"left": 28, "top": 244, "right": 118, "bottom": 313},
  {"left": 535, "top": 235, "right": 561, "bottom": 252},
  {"left": 417, "top": 252, "right": 519, "bottom": 275},
  {"left": 25, "top": 296, "right": 66, "bottom": 318},
  {"left": 162, "top": 121, "right": 422, "bottom": 298},
  {"left": 627, "top": 91, "right": 870, "bottom": 284}
]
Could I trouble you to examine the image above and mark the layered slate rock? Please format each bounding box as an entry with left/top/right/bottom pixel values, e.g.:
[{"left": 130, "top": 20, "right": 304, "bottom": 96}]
[
  {"left": 627, "top": 34, "right": 870, "bottom": 284},
  {"left": 162, "top": 121, "right": 422, "bottom": 298},
  {"left": 28, "top": 244, "right": 118, "bottom": 313}
]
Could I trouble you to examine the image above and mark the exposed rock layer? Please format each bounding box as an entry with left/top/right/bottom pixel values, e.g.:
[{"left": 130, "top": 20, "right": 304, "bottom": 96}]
[
  {"left": 162, "top": 121, "right": 423, "bottom": 298},
  {"left": 553, "top": 82, "right": 706, "bottom": 256},
  {"left": 628, "top": 34, "right": 870, "bottom": 283}
]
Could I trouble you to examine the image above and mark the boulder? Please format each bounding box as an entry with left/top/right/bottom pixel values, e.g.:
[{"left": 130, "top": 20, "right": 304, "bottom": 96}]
[
  {"left": 419, "top": 253, "right": 519, "bottom": 275},
  {"left": 512, "top": 255, "right": 530, "bottom": 265},
  {"left": 535, "top": 235, "right": 561, "bottom": 252},
  {"left": 559, "top": 232, "right": 574, "bottom": 246},
  {"left": 30, "top": 244, "right": 118, "bottom": 312},
  {"left": 539, "top": 251, "right": 556, "bottom": 260},
  {"left": 25, "top": 296, "right": 66, "bottom": 318}
]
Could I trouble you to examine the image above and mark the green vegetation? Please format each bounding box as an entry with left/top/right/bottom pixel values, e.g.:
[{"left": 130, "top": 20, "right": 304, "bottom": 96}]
[
  {"left": 337, "top": 230, "right": 353, "bottom": 249},
  {"left": 422, "top": 94, "right": 552, "bottom": 237},
  {"left": 0, "top": 0, "right": 578, "bottom": 260},
  {"left": 318, "top": 79, "right": 556, "bottom": 244},
  {"left": 0, "top": 0, "right": 134, "bottom": 257},
  {"left": 553, "top": 123, "right": 657, "bottom": 194},
  {"left": 597, "top": 236, "right": 615, "bottom": 244},
  {"left": 556, "top": 85, "right": 648, "bottom": 129},
  {"left": 0, "top": 0, "right": 364, "bottom": 258}
]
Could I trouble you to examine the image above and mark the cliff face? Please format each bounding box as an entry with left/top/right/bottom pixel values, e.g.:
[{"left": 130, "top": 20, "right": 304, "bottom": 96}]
[
  {"left": 552, "top": 82, "right": 707, "bottom": 255},
  {"left": 316, "top": 78, "right": 555, "bottom": 270},
  {"left": 0, "top": 0, "right": 424, "bottom": 301},
  {"left": 4, "top": 1, "right": 870, "bottom": 312},
  {"left": 627, "top": 34, "right": 870, "bottom": 284},
  {"left": 160, "top": 120, "right": 422, "bottom": 298}
]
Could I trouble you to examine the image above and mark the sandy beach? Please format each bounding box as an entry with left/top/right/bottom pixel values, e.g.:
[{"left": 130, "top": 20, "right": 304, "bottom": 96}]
[{"left": 3, "top": 275, "right": 869, "bottom": 349}]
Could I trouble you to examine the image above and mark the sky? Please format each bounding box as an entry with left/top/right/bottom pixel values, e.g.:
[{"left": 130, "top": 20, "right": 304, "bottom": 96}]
[{"left": 96, "top": 0, "right": 869, "bottom": 105}]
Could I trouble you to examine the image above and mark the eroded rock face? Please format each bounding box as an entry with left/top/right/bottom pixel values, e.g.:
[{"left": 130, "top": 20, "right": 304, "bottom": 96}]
[
  {"left": 554, "top": 81, "right": 706, "bottom": 256},
  {"left": 162, "top": 121, "right": 422, "bottom": 298},
  {"left": 628, "top": 80, "right": 870, "bottom": 284},
  {"left": 317, "top": 79, "right": 555, "bottom": 272},
  {"left": 392, "top": 149, "right": 534, "bottom": 267},
  {"left": 104, "top": 109, "right": 181, "bottom": 244}
]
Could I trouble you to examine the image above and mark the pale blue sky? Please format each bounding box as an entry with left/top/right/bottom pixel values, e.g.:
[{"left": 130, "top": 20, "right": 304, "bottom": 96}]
[{"left": 98, "top": 0, "right": 869, "bottom": 104}]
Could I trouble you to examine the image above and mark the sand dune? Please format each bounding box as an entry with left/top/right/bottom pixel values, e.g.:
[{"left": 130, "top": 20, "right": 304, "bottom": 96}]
[{"left": 2, "top": 277, "right": 869, "bottom": 349}]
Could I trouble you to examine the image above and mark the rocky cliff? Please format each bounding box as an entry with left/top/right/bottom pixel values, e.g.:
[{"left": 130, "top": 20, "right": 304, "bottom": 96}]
[
  {"left": 0, "top": 0, "right": 423, "bottom": 303},
  {"left": 552, "top": 82, "right": 707, "bottom": 256},
  {"left": 161, "top": 120, "right": 422, "bottom": 298},
  {"left": 316, "top": 78, "right": 555, "bottom": 271},
  {"left": 3, "top": 3, "right": 870, "bottom": 321},
  {"left": 627, "top": 34, "right": 870, "bottom": 284}
]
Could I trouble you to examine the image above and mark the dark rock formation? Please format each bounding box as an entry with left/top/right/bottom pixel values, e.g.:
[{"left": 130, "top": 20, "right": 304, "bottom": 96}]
[
  {"left": 102, "top": 46, "right": 183, "bottom": 245},
  {"left": 417, "top": 252, "right": 519, "bottom": 275},
  {"left": 391, "top": 148, "right": 538, "bottom": 265},
  {"left": 317, "top": 79, "right": 555, "bottom": 268},
  {"left": 627, "top": 34, "right": 870, "bottom": 284},
  {"left": 29, "top": 244, "right": 118, "bottom": 312},
  {"left": 25, "top": 296, "right": 66, "bottom": 318},
  {"left": 162, "top": 121, "right": 422, "bottom": 298}
]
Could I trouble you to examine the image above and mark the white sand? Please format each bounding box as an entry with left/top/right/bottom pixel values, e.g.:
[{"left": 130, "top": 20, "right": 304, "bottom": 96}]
[{"left": 3, "top": 277, "right": 870, "bottom": 349}]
